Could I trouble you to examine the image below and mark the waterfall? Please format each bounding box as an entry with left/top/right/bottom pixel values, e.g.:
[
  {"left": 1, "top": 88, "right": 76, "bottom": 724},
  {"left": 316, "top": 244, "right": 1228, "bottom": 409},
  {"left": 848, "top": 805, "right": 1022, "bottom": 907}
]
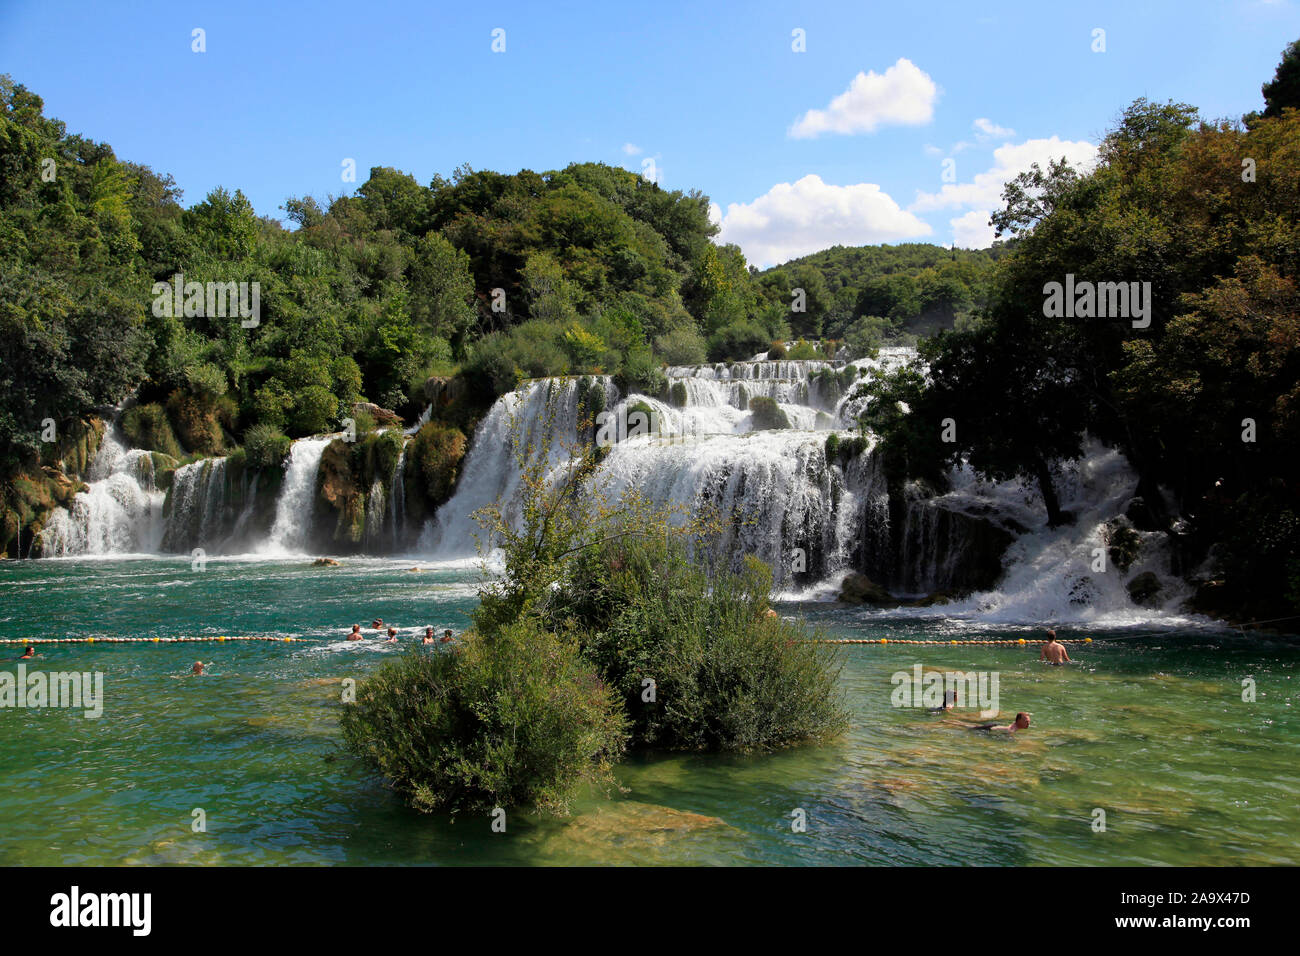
[
  {"left": 263, "top": 436, "right": 332, "bottom": 555},
  {"left": 389, "top": 446, "right": 407, "bottom": 551},
  {"left": 418, "top": 378, "right": 609, "bottom": 556},
  {"left": 161, "top": 457, "right": 228, "bottom": 553},
  {"left": 38, "top": 421, "right": 166, "bottom": 556}
]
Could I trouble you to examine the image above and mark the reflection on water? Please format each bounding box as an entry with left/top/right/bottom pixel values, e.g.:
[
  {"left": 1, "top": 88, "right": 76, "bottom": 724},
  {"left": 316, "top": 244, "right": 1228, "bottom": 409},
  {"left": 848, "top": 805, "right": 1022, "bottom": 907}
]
[{"left": 1, "top": 558, "right": 1296, "bottom": 865}]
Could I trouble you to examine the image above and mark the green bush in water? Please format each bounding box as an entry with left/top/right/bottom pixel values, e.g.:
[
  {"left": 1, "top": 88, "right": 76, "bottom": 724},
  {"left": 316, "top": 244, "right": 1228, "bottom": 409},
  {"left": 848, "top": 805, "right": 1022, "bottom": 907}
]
[
  {"left": 242, "top": 423, "right": 292, "bottom": 468},
  {"left": 669, "top": 381, "right": 688, "bottom": 408},
  {"left": 748, "top": 396, "right": 791, "bottom": 430},
  {"left": 767, "top": 340, "right": 788, "bottom": 360},
  {"left": 340, "top": 623, "right": 627, "bottom": 815},
  {"left": 552, "top": 535, "right": 848, "bottom": 752}
]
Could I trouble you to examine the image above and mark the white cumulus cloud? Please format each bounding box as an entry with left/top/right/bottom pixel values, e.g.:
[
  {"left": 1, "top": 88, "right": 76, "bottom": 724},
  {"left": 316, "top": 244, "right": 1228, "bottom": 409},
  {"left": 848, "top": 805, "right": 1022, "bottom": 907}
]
[
  {"left": 910, "top": 136, "right": 1098, "bottom": 213},
  {"left": 789, "top": 59, "right": 938, "bottom": 138},
  {"left": 973, "top": 117, "right": 1014, "bottom": 138},
  {"left": 621, "top": 142, "right": 643, "bottom": 156},
  {"left": 716, "top": 174, "right": 932, "bottom": 268},
  {"left": 950, "top": 209, "right": 998, "bottom": 248}
]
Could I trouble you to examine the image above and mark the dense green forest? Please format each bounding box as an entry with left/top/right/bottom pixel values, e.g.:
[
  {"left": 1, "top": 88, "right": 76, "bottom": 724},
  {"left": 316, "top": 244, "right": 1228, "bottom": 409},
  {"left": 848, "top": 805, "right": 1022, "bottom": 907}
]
[
  {"left": 0, "top": 70, "right": 985, "bottom": 479},
  {"left": 860, "top": 41, "right": 1300, "bottom": 620},
  {"left": 756, "top": 242, "right": 1007, "bottom": 343}
]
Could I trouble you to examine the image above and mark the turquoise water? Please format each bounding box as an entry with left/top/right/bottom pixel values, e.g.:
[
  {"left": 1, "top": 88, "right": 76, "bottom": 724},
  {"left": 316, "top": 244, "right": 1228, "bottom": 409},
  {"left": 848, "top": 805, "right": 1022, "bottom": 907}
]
[{"left": 1, "top": 557, "right": 1297, "bottom": 865}]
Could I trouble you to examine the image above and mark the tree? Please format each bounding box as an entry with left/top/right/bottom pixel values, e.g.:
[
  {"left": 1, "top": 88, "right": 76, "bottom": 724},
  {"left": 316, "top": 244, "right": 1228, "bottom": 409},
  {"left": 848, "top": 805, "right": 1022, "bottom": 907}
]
[{"left": 1261, "top": 38, "right": 1300, "bottom": 118}]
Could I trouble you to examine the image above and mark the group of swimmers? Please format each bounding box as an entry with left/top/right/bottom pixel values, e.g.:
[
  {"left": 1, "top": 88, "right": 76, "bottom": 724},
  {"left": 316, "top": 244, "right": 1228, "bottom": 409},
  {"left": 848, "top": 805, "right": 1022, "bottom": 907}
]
[
  {"left": 346, "top": 619, "right": 455, "bottom": 645},
  {"left": 925, "top": 629, "right": 1074, "bottom": 734}
]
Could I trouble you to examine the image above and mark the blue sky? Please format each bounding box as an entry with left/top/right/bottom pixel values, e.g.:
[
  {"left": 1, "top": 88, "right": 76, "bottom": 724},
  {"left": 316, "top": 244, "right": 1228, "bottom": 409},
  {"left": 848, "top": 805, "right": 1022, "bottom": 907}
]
[{"left": 2, "top": 0, "right": 1296, "bottom": 265}]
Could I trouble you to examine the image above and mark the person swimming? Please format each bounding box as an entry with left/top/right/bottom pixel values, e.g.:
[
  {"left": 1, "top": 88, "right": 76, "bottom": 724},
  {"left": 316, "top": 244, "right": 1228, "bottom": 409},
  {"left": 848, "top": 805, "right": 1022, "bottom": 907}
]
[
  {"left": 441, "top": 629, "right": 454, "bottom": 643},
  {"left": 928, "top": 689, "right": 958, "bottom": 713},
  {"left": 385, "top": 627, "right": 398, "bottom": 643},
  {"left": 347, "top": 625, "right": 364, "bottom": 641},
  {"left": 19, "top": 645, "right": 35, "bottom": 659},
  {"left": 1040, "top": 630, "right": 1071, "bottom": 665},
  {"left": 970, "top": 712, "right": 1031, "bottom": 733},
  {"left": 192, "top": 661, "right": 206, "bottom": 675},
  {"left": 422, "top": 627, "right": 435, "bottom": 645},
  {"left": 371, "top": 619, "right": 384, "bottom": 630}
]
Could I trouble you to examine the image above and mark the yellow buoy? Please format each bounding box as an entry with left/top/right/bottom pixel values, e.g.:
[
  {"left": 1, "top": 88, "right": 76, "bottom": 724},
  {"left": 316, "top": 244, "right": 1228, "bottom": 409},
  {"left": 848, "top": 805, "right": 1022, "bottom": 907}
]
[
  {"left": 880, "top": 638, "right": 888, "bottom": 644},
  {"left": 1017, "top": 638, "right": 1026, "bottom": 645},
  {"left": 87, "top": 638, "right": 95, "bottom": 643},
  {"left": 1085, "top": 637, "right": 1092, "bottom": 643}
]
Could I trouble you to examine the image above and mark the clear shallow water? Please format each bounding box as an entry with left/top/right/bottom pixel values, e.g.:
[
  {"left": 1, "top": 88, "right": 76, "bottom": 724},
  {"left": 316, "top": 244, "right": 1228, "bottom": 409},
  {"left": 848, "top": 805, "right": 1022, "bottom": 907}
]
[{"left": 1, "top": 558, "right": 1297, "bottom": 866}]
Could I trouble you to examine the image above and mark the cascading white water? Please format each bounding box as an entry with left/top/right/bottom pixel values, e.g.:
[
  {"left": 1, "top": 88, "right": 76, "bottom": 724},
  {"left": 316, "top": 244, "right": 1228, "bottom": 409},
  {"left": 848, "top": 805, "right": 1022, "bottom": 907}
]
[
  {"left": 389, "top": 446, "right": 406, "bottom": 550},
  {"left": 38, "top": 422, "right": 166, "bottom": 556},
  {"left": 262, "top": 436, "right": 332, "bottom": 555},
  {"left": 418, "top": 378, "right": 612, "bottom": 556}
]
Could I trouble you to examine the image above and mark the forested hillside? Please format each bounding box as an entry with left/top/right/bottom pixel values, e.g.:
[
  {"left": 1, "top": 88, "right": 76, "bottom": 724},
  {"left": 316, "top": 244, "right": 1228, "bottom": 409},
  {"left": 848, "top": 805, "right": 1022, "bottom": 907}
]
[{"left": 755, "top": 243, "right": 1007, "bottom": 345}]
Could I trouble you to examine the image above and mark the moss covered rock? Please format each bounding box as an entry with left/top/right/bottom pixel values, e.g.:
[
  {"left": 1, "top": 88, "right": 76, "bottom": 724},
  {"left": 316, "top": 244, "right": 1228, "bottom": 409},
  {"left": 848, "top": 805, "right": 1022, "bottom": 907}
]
[{"left": 410, "top": 422, "right": 467, "bottom": 507}]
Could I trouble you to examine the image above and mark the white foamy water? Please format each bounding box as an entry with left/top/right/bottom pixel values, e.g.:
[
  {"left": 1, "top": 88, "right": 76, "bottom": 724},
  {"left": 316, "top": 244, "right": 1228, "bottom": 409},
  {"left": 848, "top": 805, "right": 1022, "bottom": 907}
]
[
  {"left": 39, "top": 421, "right": 166, "bottom": 556},
  {"left": 262, "top": 436, "right": 333, "bottom": 555}
]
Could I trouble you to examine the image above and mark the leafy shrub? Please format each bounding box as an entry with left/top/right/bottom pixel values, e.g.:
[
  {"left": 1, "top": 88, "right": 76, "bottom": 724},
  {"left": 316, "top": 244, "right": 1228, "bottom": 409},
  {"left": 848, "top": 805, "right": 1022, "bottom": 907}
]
[
  {"left": 767, "top": 341, "right": 788, "bottom": 360},
  {"left": 410, "top": 422, "right": 467, "bottom": 505},
  {"left": 340, "top": 624, "right": 627, "bottom": 815},
  {"left": 615, "top": 345, "right": 665, "bottom": 398},
  {"left": 242, "top": 423, "right": 291, "bottom": 468},
  {"left": 787, "top": 338, "right": 819, "bottom": 360},
  {"left": 653, "top": 327, "right": 708, "bottom": 366},
  {"left": 554, "top": 535, "right": 848, "bottom": 752},
  {"left": 288, "top": 385, "right": 338, "bottom": 436},
  {"left": 166, "top": 389, "right": 225, "bottom": 454},
  {"left": 121, "top": 403, "right": 184, "bottom": 458},
  {"left": 749, "top": 396, "right": 791, "bottom": 430},
  {"left": 669, "top": 381, "right": 688, "bottom": 408},
  {"left": 184, "top": 363, "right": 228, "bottom": 401},
  {"left": 706, "top": 320, "right": 770, "bottom": 362}
]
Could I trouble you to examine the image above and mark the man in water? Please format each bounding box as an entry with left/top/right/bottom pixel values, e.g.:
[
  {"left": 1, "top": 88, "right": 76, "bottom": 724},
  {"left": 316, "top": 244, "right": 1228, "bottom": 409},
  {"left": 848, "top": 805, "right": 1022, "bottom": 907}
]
[
  {"left": 1040, "top": 630, "right": 1071, "bottom": 665},
  {"left": 385, "top": 627, "right": 399, "bottom": 643},
  {"left": 971, "top": 712, "right": 1031, "bottom": 733},
  {"left": 422, "top": 627, "right": 435, "bottom": 645},
  {"left": 929, "top": 689, "right": 958, "bottom": 713},
  {"left": 20, "top": 645, "right": 35, "bottom": 659},
  {"left": 371, "top": 618, "right": 384, "bottom": 630},
  {"left": 192, "top": 661, "right": 206, "bottom": 675},
  {"left": 347, "top": 625, "right": 364, "bottom": 641},
  {"left": 441, "top": 629, "right": 454, "bottom": 643}
]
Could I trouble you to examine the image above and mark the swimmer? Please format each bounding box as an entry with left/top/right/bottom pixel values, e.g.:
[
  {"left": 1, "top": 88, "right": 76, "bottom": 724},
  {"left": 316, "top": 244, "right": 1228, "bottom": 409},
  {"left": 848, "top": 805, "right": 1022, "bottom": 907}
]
[
  {"left": 20, "top": 645, "right": 35, "bottom": 659},
  {"left": 371, "top": 619, "right": 384, "bottom": 630},
  {"left": 192, "top": 661, "right": 206, "bottom": 675},
  {"left": 441, "top": 629, "right": 454, "bottom": 643},
  {"left": 347, "top": 625, "right": 364, "bottom": 642},
  {"left": 970, "top": 712, "right": 1031, "bottom": 733},
  {"left": 928, "top": 689, "right": 958, "bottom": 713},
  {"left": 385, "top": 627, "right": 398, "bottom": 644},
  {"left": 422, "top": 627, "right": 435, "bottom": 645},
  {"left": 1040, "top": 630, "right": 1071, "bottom": 665}
]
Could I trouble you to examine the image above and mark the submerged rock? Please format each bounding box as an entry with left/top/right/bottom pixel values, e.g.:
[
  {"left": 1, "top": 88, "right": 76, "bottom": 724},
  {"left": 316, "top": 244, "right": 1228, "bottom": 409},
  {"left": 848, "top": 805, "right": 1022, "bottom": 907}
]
[
  {"left": 312, "top": 557, "right": 340, "bottom": 567},
  {"left": 1126, "top": 571, "right": 1163, "bottom": 607},
  {"left": 838, "top": 572, "right": 899, "bottom": 607}
]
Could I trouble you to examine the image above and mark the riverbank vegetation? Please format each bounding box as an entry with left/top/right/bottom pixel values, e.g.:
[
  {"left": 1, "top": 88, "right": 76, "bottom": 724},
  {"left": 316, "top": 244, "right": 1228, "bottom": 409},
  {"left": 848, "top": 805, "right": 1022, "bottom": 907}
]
[{"left": 859, "top": 43, "right": 1300, "bottom": 620}]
